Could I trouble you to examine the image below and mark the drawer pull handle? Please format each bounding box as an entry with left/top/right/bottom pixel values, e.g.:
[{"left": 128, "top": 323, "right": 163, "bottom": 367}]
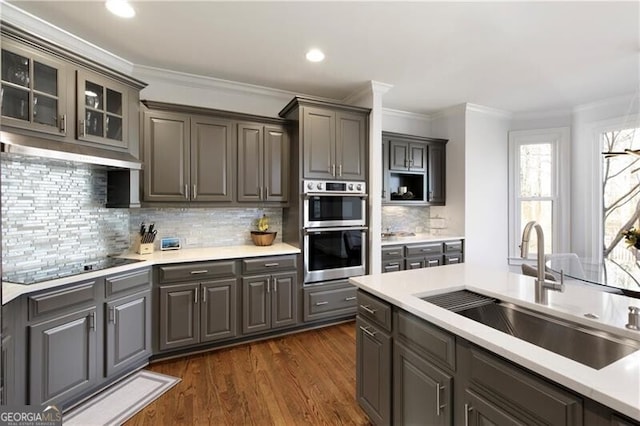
[
  {"left": 202, "top": 287, "right": 207, "bottom": 303},
  {"left": 266, "top": 278, "right": 271, "bottom": 293},
  {"left": 345, "top": 296, "right": 356, "bottom": 301},
  {"left": 421, "top": 248, "right": 435, "bottom": 252},
  {"left": 315, "top": 301, "right": 329, "bottom": 306},
  {"left": 359, "top": 326, "right": 376, "bottom": 338},
  {"left": 264, "top": 263, "right": 279, "bottom": 267},
  {"left": 88, "top": 312, "right": 95, "bottom": 331},
  {"left": 387, "top": 262, "right": 399, "bottom": 266},
  {"left": 387, "top": 251, "right": 399, "bottom": 255},
  {"left": 464, "top": 403, "right": 473, "bottom": 426},
  {"left": 190, "top": 270, "right": 209, "bottom": 275},
  {"left": 360, "top": 304, "right": 376, "bottom": 315},
  {"left": 195, "top": 288, "right": 198, "bottom": 304},
  {"left": 109, "top": 307, "right": 116, "bottom": 325},
  {"left": 449, "top": 257, "right": 460, "bottom": 262},
  {"left": 428, "top": 260, "right": 439, "bottom": 265}
]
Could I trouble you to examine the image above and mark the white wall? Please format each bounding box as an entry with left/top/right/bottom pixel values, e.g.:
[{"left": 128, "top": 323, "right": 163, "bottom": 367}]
[
  {"left": 382, "top": 109, "right": 431, "bottom": 136},
  {"left": 430, "top": 105, "right": 466, "bottom": 237}
]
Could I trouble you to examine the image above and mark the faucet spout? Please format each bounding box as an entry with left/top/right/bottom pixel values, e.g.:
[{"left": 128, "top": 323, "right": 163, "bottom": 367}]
[{"left": 520, "top": 220, "right": 564, "bottom": 303}]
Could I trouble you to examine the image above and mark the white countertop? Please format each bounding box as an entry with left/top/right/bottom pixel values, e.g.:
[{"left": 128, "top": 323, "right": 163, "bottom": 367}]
[
  {"left": 349, "top": 264, "right": 640, "bottom": 421},
  {"left": 3, "top": 243, "right": 300, "bottom": 304},
  {"left": 380, "top": 233, "right": 465, "bottom": 246}
]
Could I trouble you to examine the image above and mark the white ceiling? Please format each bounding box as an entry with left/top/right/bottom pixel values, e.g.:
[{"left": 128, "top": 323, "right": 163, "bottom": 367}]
[{"left": 6, "top": 1, "right": 640, "bottom": 115}]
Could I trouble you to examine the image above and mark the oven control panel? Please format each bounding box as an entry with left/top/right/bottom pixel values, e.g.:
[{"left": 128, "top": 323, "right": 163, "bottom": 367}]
[{"left": 304, "top": 180, "right": 366, "bottom": 194}]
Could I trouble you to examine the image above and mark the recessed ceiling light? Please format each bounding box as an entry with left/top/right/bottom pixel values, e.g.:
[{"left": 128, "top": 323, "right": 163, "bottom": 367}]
[
  {"left": 105, "top": 0, "right": 135, "bottom": 18},
  {"left": 306, "top": 49, "right": 325, "bottom": 63}
]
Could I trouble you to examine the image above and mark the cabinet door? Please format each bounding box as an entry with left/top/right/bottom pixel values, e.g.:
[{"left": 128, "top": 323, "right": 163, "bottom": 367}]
[
  {"left": 1, "top": 334, "right": 13, "bottom": 405},
  {"left": 303, "top": 106, "right": 335, "bottom": 179},
  {"left": 237, "top": 123, "right": 264, "bottom": 202},
  {"left": 143, "top": 110, "right": 190, "bottom": 202},
  {"left": 242, "top": 275, "right": 270, "bottom": 334},
  {"left": 336, "top": 111, "right": 366, "bottom": 180},
  {"left": 200, "top": 279, "right": 237, "bottom": 343},
  {"left": 271, "top": 272, "right": 297, "bottom": 329},
  {"left": 389, "top": 140, "right": 410, "bottom": 171},
  {"left": 29, "top": 307, "right": 98, "bottom": 406},
  {"left": 158, "top": 283, "right": 200, "bottom": 351},
  {"left": 1, "top": 41, "right": 68, "bottom": 136},
  {"left": 428, "top": 143, "right": 446, "bottom": 204},
  {"left": 77, "top": 69, "right": 128, "bottom": 149},
  {"left": 394, "top": 342, "right": 452, "bottom": 426},
  {"left": 356, "top": 316, "right": 391, "bottom": 426},
  {"left": 464, "top": 389, "right": 526, "bottom": 426},
  {"left": 382, "top": 139, "right": 389, "bottom": 201},
  {"left": 191, "top": 115, "right": 234, "bottom": 201},
  {"left": 264, "top": 125, "right": 289, "bottom": 202},
  {"left": 105, "top": 291, "right": 151, "bottom": 377}
]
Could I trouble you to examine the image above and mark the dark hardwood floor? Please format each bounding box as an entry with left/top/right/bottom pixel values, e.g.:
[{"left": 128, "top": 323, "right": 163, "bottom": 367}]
[{"left": 126, "top": 321, "right": 372, "bottom": 425}]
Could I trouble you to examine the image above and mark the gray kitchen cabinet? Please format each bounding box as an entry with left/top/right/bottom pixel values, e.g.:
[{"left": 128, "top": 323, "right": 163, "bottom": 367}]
[
  {"left": 242, "top": 271, "right": 297, "bottom": 334},
  {"left": 76, "top": 69, "right": 129, "bottom": 149},
  {"left": 158, "top": 282, "right": 200, "bottom": 351},
  {"left": 237, "top": 122, "right": 289, "bottom": 203},
  {"left": 382, "top": 131, "right": 447, "bottom": 205},
  {"left": 393, "top": 341, "right": 452, "bottom": 426},
  {"left": 1, "top": 38, "right": 68, "bottom": 136},
  {"left": 463, "top": 388, "right": 526, "bottom": 426},
  {"left": 302, "top": 280, "right": 357, "bottom": 322},
  {"left": 381, "top": 240, "right": 464, "bottom": 273},
  {"left": 143, "top": 109, "right": 234, "bottom": 202},
  {"left": 278, "top": 97, "right": 369, "bottom": 181},
  {"left": 200, "top": 279, "right": 237, "bottom": 343},
  {"left": 29, "top": 306, "right": 98, "bottom": 407},
  {"left": 105, "top": 290, "right": 151, "bottom": 377},
  {"left": 356, "top": 316, "right": 391, "bottom": 426}
]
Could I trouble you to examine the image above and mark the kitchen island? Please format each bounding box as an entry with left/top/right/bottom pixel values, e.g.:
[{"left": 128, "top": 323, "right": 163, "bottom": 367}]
[{"left": 350, "top": 264, "right": 640, "bottom": 424}]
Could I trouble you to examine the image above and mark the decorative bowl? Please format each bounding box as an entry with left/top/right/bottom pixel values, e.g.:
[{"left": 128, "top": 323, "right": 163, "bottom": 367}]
[{"left": 250, "top": 231, "right": 277, "bottom": 246}]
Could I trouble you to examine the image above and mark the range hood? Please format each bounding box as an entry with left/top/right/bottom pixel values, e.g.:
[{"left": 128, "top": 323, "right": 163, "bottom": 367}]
[{"left": 0, "top": 131, "right": 143, "bottom": 170}]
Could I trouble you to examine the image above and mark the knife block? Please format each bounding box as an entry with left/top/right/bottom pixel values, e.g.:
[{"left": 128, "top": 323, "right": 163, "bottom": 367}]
[{"left": 135, "top": 235, "right": 154, "bottom": 255}]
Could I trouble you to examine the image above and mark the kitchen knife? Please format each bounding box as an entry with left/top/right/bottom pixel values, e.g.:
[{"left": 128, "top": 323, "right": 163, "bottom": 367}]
[{"left": 139, "top": 222, "right": 146, "bottom": 236}]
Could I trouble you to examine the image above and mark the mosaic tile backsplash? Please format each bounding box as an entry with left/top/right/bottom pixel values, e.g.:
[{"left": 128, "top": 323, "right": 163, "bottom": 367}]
[{"left": 1, "top": 155, "right": 130, "bottom": 281}]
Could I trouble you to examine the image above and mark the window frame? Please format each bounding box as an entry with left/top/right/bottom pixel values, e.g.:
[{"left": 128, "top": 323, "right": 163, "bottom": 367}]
[{"left": 508, "top": 127, "right": 570, "bottom": 264}]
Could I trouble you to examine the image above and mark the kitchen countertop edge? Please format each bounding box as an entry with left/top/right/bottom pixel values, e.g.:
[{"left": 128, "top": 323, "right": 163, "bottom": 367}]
[
  {"left": 380, "top": 233, "right": 465, "bottom": 246},
  {"left": 3, "top": 243, "right": 301, "bottom": 305},
  {"left": 349, "top": 264, "right": 640, "bottom": 421}
]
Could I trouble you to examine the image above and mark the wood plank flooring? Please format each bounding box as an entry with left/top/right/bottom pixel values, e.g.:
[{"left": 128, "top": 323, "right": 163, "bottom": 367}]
[{"left": 126, "top": 321, "right": 372, "bottom": 425}]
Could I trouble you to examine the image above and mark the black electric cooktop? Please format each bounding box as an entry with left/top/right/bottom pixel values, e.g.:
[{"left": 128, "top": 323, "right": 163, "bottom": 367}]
[{"left": 2, "top": 257, "right": 146, "bottom": 285}]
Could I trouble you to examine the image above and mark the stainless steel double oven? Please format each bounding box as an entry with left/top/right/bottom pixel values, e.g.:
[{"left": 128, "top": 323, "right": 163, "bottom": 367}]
[{"left": 303, "top": 180, "right": 367, "bottom": 284}]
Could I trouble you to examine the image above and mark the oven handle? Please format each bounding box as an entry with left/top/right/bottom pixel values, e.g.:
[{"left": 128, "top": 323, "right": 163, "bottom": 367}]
[
  {"left": 304, "top": 193, "right": 368, "bottom": 199},
  {"left": 304, "top": 226, "right": 368, "bottom": 234}
]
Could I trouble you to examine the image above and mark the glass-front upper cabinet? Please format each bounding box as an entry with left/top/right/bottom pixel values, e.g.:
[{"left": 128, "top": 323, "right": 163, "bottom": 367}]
[
  {"left": 0, "top": 42, "right": 68, "bottom": 136},
  {"left": 77, "top": 70, "right": 128, "bottom": 149}
]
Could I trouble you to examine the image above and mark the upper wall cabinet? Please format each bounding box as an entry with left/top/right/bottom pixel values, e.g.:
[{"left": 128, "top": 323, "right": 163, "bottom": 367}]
[
  {"left": 382, "top": 131, "right": 447, "bottom": 206},
  {"left": 141, "top": 101, "right": 290, "bottom": 206},
  {"left": 279, "top": 97, "right": 369, "bottom": 181},
  {"left": 0, "top": 24, "right": 146, "bottom": 156},
  {"left": 237, "top": 122, "right": 289, "bottom": 203}
]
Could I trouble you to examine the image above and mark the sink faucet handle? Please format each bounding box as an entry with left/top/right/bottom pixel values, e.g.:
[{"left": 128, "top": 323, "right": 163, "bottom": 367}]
[{"left": 627, "top": 306, "right": 640, "bottom": 331}]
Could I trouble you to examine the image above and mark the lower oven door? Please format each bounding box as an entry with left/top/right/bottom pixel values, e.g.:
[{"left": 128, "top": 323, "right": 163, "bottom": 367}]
[{"left": 304, "top": 227, "right": 367, "bottom": 284}]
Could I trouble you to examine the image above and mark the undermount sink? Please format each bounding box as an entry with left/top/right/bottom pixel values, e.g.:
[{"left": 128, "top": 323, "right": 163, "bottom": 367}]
[
  {"left": 421, "top": 290, "right": 640, "bottom": 369},
  {"left": 381, "top": 231, "right": 416, "bottom": 239}
]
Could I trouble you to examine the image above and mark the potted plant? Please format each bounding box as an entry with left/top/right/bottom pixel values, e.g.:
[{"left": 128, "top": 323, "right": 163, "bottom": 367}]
[
  {"left": 622, "top": 227, "right": 640, "bottom": 249},
  {"left": 250, "top": 214, "right": 277, "bottom": 246}
]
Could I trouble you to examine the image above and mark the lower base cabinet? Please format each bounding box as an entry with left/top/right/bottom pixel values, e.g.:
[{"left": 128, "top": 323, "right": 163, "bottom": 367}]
[
  {"left": 303, "top": 280, "right": 357, "bottom": 322},
  {"left": 463, "top": 388, "right": 526, "bottom": 426},
  {"left": 159, "top": 278, "right": 237, "bottom": 351},
  {"left": 29, "top": 306, "right": 98, "bottom": 406},
  {"left": 356, "top": 316, "right": 391, "bottom": 426},
  {"left": 393, "top": 341, "right": 452, "bottom": 426},
  {"left": 242, "top": 271, "right": 297, "bottom": 334}
]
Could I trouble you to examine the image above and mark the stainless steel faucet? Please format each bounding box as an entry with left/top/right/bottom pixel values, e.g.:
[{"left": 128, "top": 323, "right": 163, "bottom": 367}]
[{"left": 520, "top": 221, "right": 564, "bottom": 303}]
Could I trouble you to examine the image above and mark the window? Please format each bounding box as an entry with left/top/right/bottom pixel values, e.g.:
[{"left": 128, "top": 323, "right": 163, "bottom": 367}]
[
  {"left": 508, "top": 128, "right": 570, "bottom": 262},
  {"left": 601, "top": 127, "right": 640, "bottom": 282}
]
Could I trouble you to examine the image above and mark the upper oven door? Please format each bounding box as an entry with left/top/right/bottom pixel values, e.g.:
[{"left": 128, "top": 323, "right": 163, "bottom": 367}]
[{"left": 304, "top": 194, "right": 366, "bottom": 228}]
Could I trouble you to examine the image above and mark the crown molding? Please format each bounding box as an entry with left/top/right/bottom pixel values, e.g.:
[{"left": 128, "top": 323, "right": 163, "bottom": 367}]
[
  {"left": 465, "top": 103, "right": 513, "bottom": 118},
  {"left": 572, "top": 92, "right": 638, "bottom": 114},
  {"left": 342, "top": 80, "right": 394, "bottom": 106},
  {"left": 429, "top": 103, "right": 467, "bottom": 120},
  {"left": 382, "top": 108, "right": 431, "bottom": 122},
  {"left": 1, "top": 1, "right": 134, "bottom": 75},
  {"left": 511, "top": 108, "right": 573, "bottom": 121}
]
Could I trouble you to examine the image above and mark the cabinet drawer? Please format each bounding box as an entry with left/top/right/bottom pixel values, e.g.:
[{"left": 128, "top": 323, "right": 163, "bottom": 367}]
[
  {"left": 443, "top": 254, "right": 463, "bottom": 265},
  {"left": 242, "top": 255, "right": 297, "bottom": 274},
  {"left": 304, "top": 282, "right": 357, "bottom": 321},
  {"left": 105, "top": 268, "right": 150, "bottom": 298},
  {"left": 469, "top": 347, "right": 583, "bottom": 425},
  {"left": 28, "top": 280, "right": 97, "bottom": 321},
  {"left": 443, "top": 240, "right": 463, "bottom": 253},
  {"left": 405, "top": 243, "right": 442, "bottom": 257},
  {"left": 382, "top": 260, "right": 404, "bottom": 273},
  {"left": 357, "top": 290, "right": 392, "bottom": 332},
  {"left": 382, "top": 246, "right": 403, "bottom": 260},
  {"left": 158, "top": 260, "right": 237, "bottom": 283},
  {"left": 395, "top": 310, "right": 456, "bottom": 371}
]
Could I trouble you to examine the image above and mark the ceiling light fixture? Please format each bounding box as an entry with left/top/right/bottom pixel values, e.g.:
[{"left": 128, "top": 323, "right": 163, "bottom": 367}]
[
  {"left": 306, "top": 49, "right": 325, "bottom": 63},
  {"left": 105, "top": 0, "right": 136, "bottom": 18}
]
